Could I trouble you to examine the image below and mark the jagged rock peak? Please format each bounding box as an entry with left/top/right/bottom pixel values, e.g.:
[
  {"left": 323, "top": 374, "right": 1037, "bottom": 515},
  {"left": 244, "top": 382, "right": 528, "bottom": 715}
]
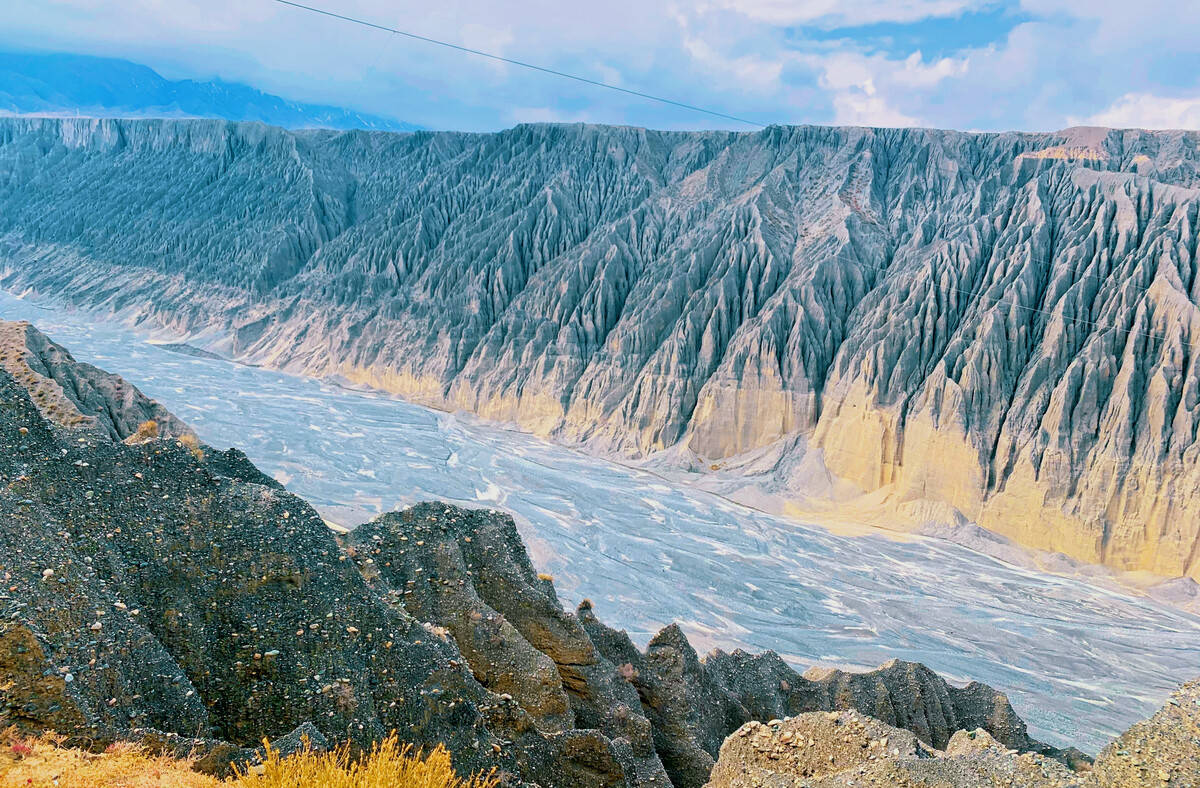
[
  {"left": 704, "top": 679, "right": 1200, "bottom": 787},
  {"left": 0, "top": 320, "right": 190, "bottom": 441}
]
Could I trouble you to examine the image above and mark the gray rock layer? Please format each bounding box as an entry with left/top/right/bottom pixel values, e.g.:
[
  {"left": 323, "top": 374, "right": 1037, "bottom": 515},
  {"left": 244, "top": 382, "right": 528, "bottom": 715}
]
[
  {"left": 0, "top": 320, "right": 1073, "bottom": 787},
  {"left": 1, "top": 118, "right": 1198, "bottom": 578}
]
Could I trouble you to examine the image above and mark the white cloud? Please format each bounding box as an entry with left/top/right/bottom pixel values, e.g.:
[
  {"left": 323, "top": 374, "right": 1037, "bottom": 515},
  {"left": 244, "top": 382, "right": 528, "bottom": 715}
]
[
  {"left": 0, "top": 0, "right": 1198, "bottom": 133},
  {"left": 1076, "top": 93, "right": 1200, "bottom": 131},
  {"left": 707, "top": 0, "right": 987, "bottom": 26},
  {"left": 681, "top": 36, "right": 786, "bottom": 95},
  {"left": 831, "top": 92, "right": 921, "bottom": 127},
  {"left": 799, "top": 49, "right": 967, "bottom": 128}
]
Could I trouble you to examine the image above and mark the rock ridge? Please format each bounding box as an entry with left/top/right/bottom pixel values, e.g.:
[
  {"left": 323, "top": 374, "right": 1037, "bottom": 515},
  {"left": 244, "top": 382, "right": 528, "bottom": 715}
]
[
  {"left": 2, "top": 119, "right": 1200, "bottom": 578},
  {"left": 0, "top": 319, "right": 1126, "bottom": 787}
]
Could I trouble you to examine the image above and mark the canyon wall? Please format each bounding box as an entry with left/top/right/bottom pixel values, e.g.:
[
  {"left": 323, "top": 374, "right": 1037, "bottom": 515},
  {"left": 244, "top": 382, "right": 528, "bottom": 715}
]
[{"left": 1, "top": 117, "right": 1199, "bottom": 577}]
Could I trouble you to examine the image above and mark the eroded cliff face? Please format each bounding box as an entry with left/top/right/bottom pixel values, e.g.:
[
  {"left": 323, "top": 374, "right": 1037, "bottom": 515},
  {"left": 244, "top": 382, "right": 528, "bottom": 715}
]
[{"left": 1, "top": 118, "right": 1199, "bottom": 577}]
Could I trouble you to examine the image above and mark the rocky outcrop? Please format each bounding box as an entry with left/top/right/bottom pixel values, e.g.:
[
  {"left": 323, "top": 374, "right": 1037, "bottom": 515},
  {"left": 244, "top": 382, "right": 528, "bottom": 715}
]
[
  {"left": 0, "top": 320, "right": 1103, "bottom": 786},
  {"left": 1090, "top": 677, "right": 1200, "bottom": 787},
  {"left": 344, "top": 504, "right": 671, "bottom": 785},
  {"left": 0, "top": 320, "right": 191, "bottom": 440},
  {"left": 705, "top": 712, "right": 1082, "bottom": 788},
  {"left": 577, "top": 607, "right": 1067, "bottom": 788},
  {"left": 1, "top": 119, "right": 1199, "bottom": 579},
  {"left": 706, "top": 683, "right": 1200, "bottom": 787},
  {"left": 0, "top": 322, "right": 641, "bottom": 785}
]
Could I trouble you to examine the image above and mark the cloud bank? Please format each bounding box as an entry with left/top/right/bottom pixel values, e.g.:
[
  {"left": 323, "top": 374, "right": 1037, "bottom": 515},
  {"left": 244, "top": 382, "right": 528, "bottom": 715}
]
[{"left": 0, "top": 0, "right": 1195, "bottom": 132}]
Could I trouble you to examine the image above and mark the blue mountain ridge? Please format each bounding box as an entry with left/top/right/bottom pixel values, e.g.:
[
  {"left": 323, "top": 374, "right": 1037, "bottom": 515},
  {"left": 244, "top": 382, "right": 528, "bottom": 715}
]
[{"left": 0, "top": 50, "right": 418, "bottom": 131}]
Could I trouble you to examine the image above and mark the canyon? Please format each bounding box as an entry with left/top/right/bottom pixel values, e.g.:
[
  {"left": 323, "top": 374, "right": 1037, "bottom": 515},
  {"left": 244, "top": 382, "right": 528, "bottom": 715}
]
[
  {"left": 0, "top": 317, "right": 1196, "bottom": 786},
  {"left": 0, "top": 318, "right": 1081, "bottom": 786},
  {"left": 1, "top": 117, "right": 1199, "bottom": 583},
  {"left": 3, "top": 289, "right": 1200, "bottom": 756}
]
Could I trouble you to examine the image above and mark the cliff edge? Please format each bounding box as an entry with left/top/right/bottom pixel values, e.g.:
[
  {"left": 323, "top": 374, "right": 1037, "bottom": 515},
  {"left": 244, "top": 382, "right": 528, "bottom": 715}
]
[{"left": 0, "top": 320, "right": 1125, "bottom": 786}]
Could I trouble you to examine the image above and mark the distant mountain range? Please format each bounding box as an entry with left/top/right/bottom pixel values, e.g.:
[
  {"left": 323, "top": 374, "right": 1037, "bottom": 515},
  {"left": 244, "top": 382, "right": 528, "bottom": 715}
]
[{"left": 0, "top": 50, "right": 418, "bottom": 131}]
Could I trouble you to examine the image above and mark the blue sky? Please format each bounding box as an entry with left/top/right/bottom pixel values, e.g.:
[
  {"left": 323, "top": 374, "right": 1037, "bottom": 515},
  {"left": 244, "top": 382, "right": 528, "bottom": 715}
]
[{"left": 1, "top": 0, "right": 1197, "bottom": 132}]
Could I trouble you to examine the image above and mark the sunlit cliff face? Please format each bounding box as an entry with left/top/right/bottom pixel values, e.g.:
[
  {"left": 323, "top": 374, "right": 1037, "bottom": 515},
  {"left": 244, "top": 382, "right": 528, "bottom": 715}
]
[{"left": 3, "top": 118, "right": 1200, "bottom": 579}]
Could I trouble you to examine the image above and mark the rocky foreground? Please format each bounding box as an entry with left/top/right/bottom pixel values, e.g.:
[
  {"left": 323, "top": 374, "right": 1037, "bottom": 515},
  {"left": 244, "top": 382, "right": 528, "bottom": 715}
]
[{"left": 0, "top": 319, "right": 1195, "bottom": 787}]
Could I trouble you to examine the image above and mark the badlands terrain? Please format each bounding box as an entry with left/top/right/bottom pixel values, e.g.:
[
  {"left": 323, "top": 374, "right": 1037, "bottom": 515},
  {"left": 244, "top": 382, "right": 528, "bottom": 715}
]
[
  {"left": 1, "top": 118, "right": 1199, "bottom": 582},
  {"left": 0, "top": 317, "right": 1196, "bottom": 787}
]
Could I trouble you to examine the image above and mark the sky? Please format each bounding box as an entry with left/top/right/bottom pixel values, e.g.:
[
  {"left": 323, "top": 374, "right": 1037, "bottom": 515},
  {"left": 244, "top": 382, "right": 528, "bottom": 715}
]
[{"left": 1, "top": 0, "right": 1197, "bottom": 133}]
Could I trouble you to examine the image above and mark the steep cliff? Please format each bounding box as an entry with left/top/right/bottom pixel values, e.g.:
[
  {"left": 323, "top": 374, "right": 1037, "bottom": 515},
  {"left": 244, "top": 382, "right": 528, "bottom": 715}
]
[
  {"left": 0, "top": 319, "right": 1077, "bottom": 787},
  {"left": 1, "top": 118, "right": 1199, "bottom": 578}
]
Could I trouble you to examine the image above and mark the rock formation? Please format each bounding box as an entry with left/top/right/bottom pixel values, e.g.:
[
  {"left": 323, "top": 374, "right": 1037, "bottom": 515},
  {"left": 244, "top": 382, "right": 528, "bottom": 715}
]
[
  {"left": 1, "top": 118, "right": 1198, "bottom": 579},
  {"left": 0, "top": 319, "right": 1129, "bottom": 787},
  {"left": 0, "top": 320, "right": 191, "bottom": 440},
  {"left": 705, "top": 681, "right": 1200, "bottom": 788},
  {"left": 705, "top": 712, "right": 1081, "bottom": 787},
  {"left": 1089, "top": 677, "right": 1200, "bottom": 787}
]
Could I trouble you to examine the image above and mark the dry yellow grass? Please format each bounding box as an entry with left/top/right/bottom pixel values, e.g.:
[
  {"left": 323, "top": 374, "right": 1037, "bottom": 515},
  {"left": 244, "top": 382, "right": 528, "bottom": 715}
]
[
  {"left": 0, "top": 730, "right": 496, "bottom": 788},
  {"left": 236, "top": 734, "right": 497, "bottom": 788},
  {"left": 130, "top": 419, "right": 160, "bottom": 442},
  {"left": 0, "top": 733, "right": 223, "bottom": 788},
  {"left": 178, "top": 432, "right": 205, "bottom": 461}
]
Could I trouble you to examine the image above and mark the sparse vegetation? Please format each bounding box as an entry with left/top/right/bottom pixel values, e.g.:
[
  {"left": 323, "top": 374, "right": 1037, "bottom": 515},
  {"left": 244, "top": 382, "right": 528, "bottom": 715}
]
[
  {"left": 0, "top": 730, "right": 496, "bottom": 788},
  {"left": 0, "top": 729, "right": 222, "bottom": 787},
  {"left": 536, "top": 572, "right": 554, "bottom": 582},
  {"left": 179, "top": 432, "right": 205, "bottom": 460},
  {"left": 236, "top": 734, "right": 497, "bottom": 788},
  {"left": 131, "top": 419, "right": 160, "bottom": 442}
]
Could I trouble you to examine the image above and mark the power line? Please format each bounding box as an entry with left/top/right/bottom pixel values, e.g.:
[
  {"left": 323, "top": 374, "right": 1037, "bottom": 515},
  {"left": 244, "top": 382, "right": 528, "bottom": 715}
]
[
  {"left": 271, "top": 0, "right": 767, "bottom": 129},
  {"left": 273, "top": 5, "right": 1193, "bottom": 354}
]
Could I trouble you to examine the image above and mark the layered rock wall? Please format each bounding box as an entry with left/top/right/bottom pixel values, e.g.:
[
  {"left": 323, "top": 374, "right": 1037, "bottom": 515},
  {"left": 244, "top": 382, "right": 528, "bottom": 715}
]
[{"left": 2, "top": 119, "right": 1200, "bottom": 576}]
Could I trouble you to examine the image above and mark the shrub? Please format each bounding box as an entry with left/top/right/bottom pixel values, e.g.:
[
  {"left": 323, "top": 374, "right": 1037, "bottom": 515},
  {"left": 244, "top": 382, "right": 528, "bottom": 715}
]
[
  {"left": 1, "top": 727, "right": 223, "bottom": 787},
  {"left": 235, "top": 734, "right": 497, "bottom": 788},
  {"left": 128, "top": 419, "right": 159, "bottom": 443},
  {"left": 178, "top": 432, "right": 205, "bottom": 461},
  {"left": 0, "top": 729, "right": 496, "bottom": 788}
]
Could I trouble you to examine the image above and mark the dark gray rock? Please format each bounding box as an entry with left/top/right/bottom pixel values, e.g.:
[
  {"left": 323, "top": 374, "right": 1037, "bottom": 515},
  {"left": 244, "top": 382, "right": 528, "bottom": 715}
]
[
  {"left": 0, "top": 324, "right": 645, "bottom": 786},
  {"left": 578, "top": 604, "right": 1065, "bottom": 788},
  {"left": 0, "top": 320, "right": 191, "bottom": 440},
  {"left": 345, "top": 504, "right": 672, "bottom": 785},
  {"left": 0, "top": 320, "right": 1108, "bottom": 787}
]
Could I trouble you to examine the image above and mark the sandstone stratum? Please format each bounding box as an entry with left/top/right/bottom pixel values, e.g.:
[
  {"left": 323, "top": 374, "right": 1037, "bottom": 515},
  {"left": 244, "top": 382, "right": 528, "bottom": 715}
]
[{"left": 1, "top": 118, "right": 1199, "bottom": 578}]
